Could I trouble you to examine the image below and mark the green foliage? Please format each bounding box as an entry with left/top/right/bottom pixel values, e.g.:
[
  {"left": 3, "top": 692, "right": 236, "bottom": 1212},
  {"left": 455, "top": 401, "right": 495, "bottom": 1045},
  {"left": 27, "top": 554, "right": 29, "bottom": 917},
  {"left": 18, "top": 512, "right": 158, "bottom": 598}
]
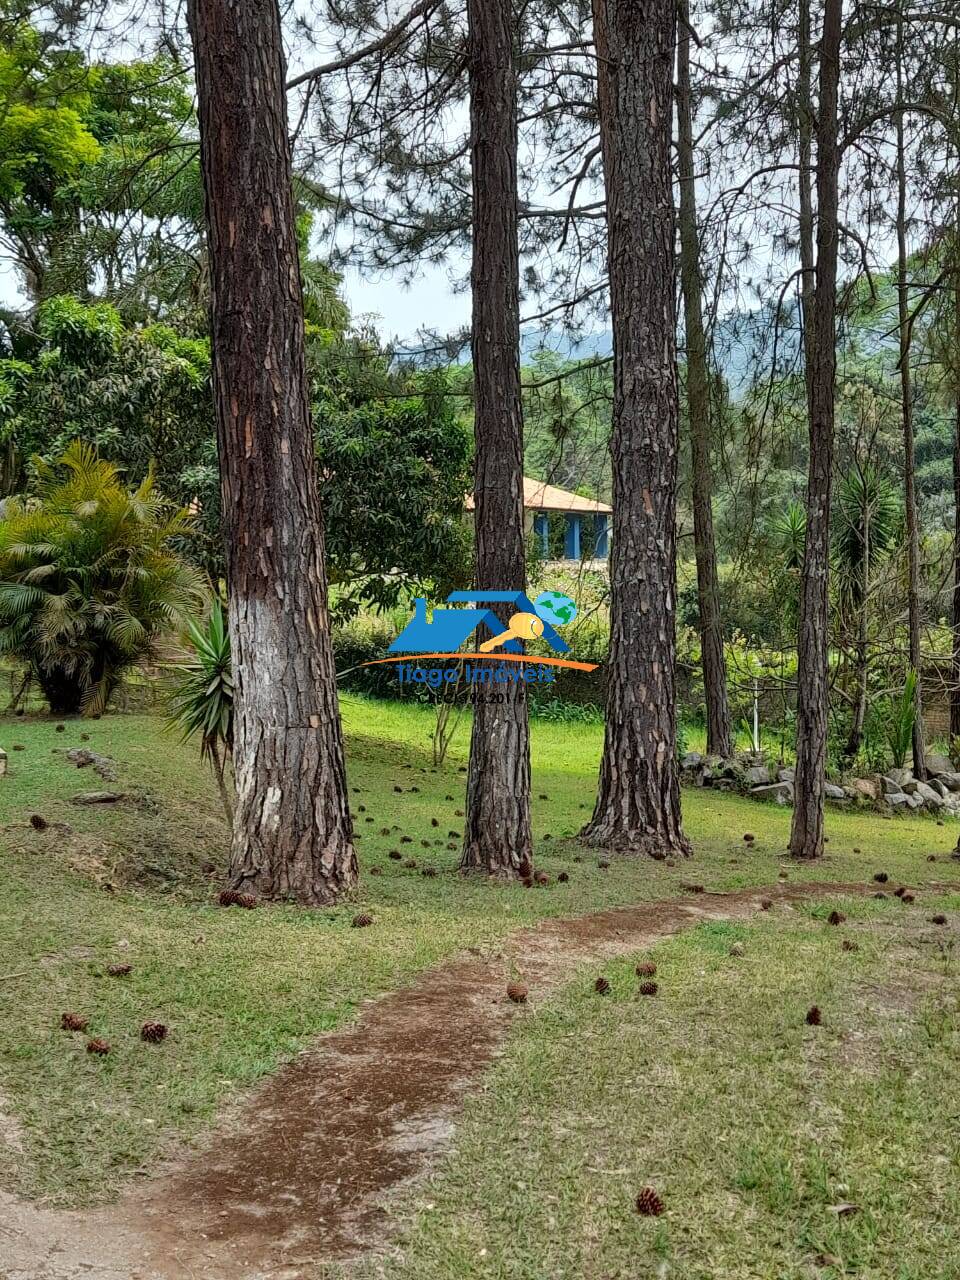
[
  {"left": 0, "top": 441, "right": 204, "bottom": 713},
  {"left": 314, "top": 362, "right": 473, "bottom": 614},
  {"left": 167, "top": 599, "right": 233, "bottom": 763},
  {"left": 167, "top": 598, "right": 234, "bottom": 818},
  {"left": 881, "top": 670, "right": 918, "bottom": 770}
]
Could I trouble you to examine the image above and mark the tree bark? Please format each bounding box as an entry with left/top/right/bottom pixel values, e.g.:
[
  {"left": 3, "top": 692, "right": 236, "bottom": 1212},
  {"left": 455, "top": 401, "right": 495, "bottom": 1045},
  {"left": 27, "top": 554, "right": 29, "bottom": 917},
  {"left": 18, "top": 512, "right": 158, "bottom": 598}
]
[
  {"left": 581, "top": 0, "right": 689, "bottom": 857},
  {"left": 460, "top": 0, "right": 533, "bottom": 878},
  {"left": 952, "top": 237, "right": 960, "bottom": 743},
  {"left": 789, "top": 0, "right": 843, "bottom": 860},
  {"left": 676, "top": 0, "right": 732, "bottom": 760},
  {"left": 895, "top": 25, "right": 927, "bottom": 779},
  {"left": 187, "top": 0, "right": 357, "bottom": 904}
]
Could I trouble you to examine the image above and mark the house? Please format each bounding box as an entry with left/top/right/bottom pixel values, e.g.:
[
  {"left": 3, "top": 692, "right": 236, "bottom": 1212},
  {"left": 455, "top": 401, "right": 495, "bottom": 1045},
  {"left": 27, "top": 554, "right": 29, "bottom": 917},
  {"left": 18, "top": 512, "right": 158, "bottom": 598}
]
[{"left": 464, "top": 477, "right": 612, "bottom": 563}]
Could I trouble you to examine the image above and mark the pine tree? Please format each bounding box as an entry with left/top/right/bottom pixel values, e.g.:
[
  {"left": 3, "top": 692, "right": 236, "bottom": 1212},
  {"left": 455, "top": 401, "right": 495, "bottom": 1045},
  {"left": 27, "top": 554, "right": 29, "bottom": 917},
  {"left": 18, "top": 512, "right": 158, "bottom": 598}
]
[
  {"left": 187, "top": 0, "right": 357, "bottom": 903},
  {"left": 581, "top": 0, "right": 689, "bottom": 857}
]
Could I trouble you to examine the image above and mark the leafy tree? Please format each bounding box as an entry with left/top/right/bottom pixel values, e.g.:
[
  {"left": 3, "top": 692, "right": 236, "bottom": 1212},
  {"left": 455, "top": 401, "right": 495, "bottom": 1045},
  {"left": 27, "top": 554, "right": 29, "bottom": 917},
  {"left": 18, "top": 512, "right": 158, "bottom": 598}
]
[{"left": 0, "top": 441, "right": 204, "bottom": 714}]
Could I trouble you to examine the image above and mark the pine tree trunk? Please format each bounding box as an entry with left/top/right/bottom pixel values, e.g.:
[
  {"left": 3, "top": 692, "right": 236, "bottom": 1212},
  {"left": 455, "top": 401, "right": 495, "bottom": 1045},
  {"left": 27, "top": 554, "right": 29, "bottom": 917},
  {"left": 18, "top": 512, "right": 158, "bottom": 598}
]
[
  {"left": 895, "top": 31, "right": 926, "bottom": 779},
  {"left": 460, "top": 0, "right": 533, "bottom": 878},
  {"left": 952, "top": 254, "right": 960, "bottom": 743},
  {"left": 187, "top": 0, "right": 357, "bottom": 904},
  {"left": 789, "top": 0, "right": 843, "bottom": 860},
  {"left": 797, "top": 0, "right": 816, "bottom": 395},
  {"left": 581, "top": 0, "right": 689, "bottom": 858},
  {"left": 676, "top": 1, "right": 732, "bottom": 760}
]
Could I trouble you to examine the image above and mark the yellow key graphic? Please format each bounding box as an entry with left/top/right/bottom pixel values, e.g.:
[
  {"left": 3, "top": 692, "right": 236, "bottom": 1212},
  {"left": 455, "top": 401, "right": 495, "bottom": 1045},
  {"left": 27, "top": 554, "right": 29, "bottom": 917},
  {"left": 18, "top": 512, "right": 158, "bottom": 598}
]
[{"left": 478, "top": 611, "right": 545, "bottom": 653}]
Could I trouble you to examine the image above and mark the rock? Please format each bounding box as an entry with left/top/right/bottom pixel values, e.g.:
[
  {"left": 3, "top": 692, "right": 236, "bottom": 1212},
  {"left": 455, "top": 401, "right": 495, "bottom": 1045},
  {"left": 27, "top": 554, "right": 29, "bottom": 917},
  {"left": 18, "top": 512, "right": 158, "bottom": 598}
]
[
  {"left": 72, "top": 791, "right": 125, "bottom": 805},
  {"left": 887, "top": 766, "right": 913, "bottom": 787},
  {"left": 850, "top": 777, "right": 880, "bottom": 801},
  {"left": 925, "top": 752, "right": 954, "bottom": 777},
  {"left": 938, "top": 772, "right": 960, "bottom": 792},
  {"left": 681, "top": 752, "right": 703, "bottom": 771},
  {"left": 824, "top": 783, "right": 847, "bottom": 801},
  {"left": 885, "top": 791, "right": 913, "bottom": 810},
  {"left": 65, "top": 748, "right": 117, "bottom": 781},
  {"left": 929, "top": 778, "right": 950, "bottom": 799},
  {"left": 882, "top": 775, "right": 905, "bottom": 796},
  {"left": 745, "top": 764, "right": 771, "bottom": 786},
  {"left": 751, "top": 781, "right": 793, "bottom": 805},
  {"left": 914, "top": 780, "right": 944, "bottom": 808},
  {"left": 777, "top": 766, "right": 795, "bottom": 783}
]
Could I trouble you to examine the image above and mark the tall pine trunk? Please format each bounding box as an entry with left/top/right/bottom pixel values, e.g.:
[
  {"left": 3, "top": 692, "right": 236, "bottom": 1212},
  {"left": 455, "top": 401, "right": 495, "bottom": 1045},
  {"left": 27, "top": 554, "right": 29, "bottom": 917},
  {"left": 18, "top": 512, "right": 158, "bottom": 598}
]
[
  {"left": 581, "top": 0, "right": 689, "bottom": 858},
  {"left": 952, "top": 234, "right": 960, "bottom": 743},
  {"left": 460, "top": 0, "right": 533, "bottom": 878},
  {"left": 188, "top": 0, "right": 357, "bottom": 904},
  {"left": 789, "top": 0, "right": 843, "bottom": 860},
  {"left": 676, "top": 0, "right": 732, "bottom": 760},
  {"left": 896, "top": 26, "right": 927, "bottom": 778}
]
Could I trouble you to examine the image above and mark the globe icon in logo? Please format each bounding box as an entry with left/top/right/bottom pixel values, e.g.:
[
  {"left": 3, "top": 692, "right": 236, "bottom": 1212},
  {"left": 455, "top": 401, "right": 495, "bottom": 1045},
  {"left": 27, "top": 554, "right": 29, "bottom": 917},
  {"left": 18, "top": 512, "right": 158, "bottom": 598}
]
[{"left": 533, "top": 590, "right": 577, "bottom": 628}]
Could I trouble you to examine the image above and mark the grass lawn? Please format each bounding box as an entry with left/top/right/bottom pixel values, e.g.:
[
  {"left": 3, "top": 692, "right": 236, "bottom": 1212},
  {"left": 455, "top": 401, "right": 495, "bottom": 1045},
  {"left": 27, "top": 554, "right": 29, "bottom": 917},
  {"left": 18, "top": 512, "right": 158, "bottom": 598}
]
[
  {"left": 345, "top": 890, "right": 960, "bottom": 1280},
  {"left": 0, "top": 694, "right": 957, "bottom": 1215}
]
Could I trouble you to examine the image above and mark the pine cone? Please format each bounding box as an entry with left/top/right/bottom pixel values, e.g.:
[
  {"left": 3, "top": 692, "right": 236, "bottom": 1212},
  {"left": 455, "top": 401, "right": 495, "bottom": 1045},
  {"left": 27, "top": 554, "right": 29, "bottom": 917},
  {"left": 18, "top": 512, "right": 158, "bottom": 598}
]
[
  {"left": 873, "top": 872, "right": 888, "bottom": 883},
  {"left": 636, "top": 962, "right": 657, "bottom": 977},
  {"left": 30, "top": 814, "right": 48, "bottom": 831},
  {"left": 635, "top": 1186, "right": 665, "bottom": 1216},
  {"left": 107, "top": 963, "right": 132, "bottom": 977},
  {"left": 760, "top": 899, "right": 773, "bottom": 911},
  {"left": 421, "top": 866, "right": 437, "bottom": 878},
  {"left": 873, "top": 891, "right": 887, "bottom": 899},
  {"left": 638, "top": 981, "right": 658, "bottom": 996},
  {"left": 60, "top": 1011, "right": 87, "bottom": 1032},
  {"left": 901, "top": 892, "right": 915, "bottom": 904},
  {"left": 930, "top": 914, "right": 948, "bottom": 925},
  {"left": 86, "top": 1037, "right": 110, "bottom": 1055},
  {"left": 521, "top": 875, "right": 534, "bottom": 888},
  {"left": 140, "top": 1021, "right": 168, "bottom": 1043},
  {"left": 827, "top": 910, "right": 846, "bottom": 926},
  {"left": 806, "top": 1005, "right": 822, "bottom": 1026},
  {"left": 598, "top": 859, "right": 611, "bottom": 870},
  {"left": 558, "top": 871, "right": 569, "bottom": 883},
  {"left": 430, "top": 818, "right": 439, "bottom": 828},
  {"left": 743, "top": 833, "right": 755, "bottom": 843},
  {"left": 506, "top": 981, "right": 528, "bottom": 1004},
  {"left": 535, "top": 871, "right": 549, "bottom": 886},
  {"left": 894, "top": 886, "right": 906, "bottom": 898},
  {"left": 594, "top": 976, "right": 610, "bottom": 995},
  {"left": 682, "top": 883, "right": 705, "bottom": 894},
  {"left": 388, "top": 850, "right": 402, "bottom": 860},
  {"left": 55, "top": 723, "right": 65, "bottom": 732},
  {"left": 841, "top": 940, "right": 859, "bottom": 952},
  {"left": 404, "top": 858, "right": 418, "bottom": 869},
  {"left": 218, "top": 888, "right": 257, "bottom": 908},
  {"left": 352, "top": 912, "right": 374, "bottom": 928},
  {"left": 369, "top": 866, "right": 383, "bottom": 876}
]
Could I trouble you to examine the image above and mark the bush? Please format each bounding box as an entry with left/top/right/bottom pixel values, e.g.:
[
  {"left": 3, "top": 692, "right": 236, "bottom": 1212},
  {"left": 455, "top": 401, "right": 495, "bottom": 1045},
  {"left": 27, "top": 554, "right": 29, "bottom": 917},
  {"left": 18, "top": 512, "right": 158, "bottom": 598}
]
[{"left": 0, "top": 442, "right": 204, "bottom": 714}]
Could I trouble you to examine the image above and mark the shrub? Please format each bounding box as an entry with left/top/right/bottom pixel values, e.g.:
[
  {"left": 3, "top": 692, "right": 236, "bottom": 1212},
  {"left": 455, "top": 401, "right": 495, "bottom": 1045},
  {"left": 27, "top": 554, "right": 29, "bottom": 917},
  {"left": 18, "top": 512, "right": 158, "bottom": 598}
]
[
  {"left": 0, "top": 441, "right": 204, "bottom": 714},
  {"left": 167, "top": 599, "right": 234, "bottom": 819}
]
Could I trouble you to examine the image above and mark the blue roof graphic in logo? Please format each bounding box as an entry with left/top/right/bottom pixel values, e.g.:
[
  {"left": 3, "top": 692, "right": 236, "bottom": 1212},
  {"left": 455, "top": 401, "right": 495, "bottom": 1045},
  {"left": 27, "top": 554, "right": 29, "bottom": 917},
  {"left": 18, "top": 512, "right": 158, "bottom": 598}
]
[{"left": 389, "top": 591, "right": 570, "bottom": 655}]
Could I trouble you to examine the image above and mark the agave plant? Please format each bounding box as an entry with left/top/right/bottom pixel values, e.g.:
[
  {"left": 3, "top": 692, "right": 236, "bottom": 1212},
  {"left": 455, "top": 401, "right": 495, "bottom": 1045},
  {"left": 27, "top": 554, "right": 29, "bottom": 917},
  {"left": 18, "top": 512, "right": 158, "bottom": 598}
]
[
  {"left": 167, "top": 599, "right": 235, "bottom": 821},
  {"left": 0, "top": 441, "right": 204, "bottom": 714}
]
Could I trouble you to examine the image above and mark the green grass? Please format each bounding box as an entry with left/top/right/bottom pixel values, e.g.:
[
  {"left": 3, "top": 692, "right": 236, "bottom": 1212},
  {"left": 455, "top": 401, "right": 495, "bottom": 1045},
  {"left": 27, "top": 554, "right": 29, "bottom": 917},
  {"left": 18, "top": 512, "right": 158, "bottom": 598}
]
[
  {"left": 0, "top": 694, "right": 957, "bottom": 1207},
  {"left": 339, "top": 892, "right": 960, "bottom": 1280}
]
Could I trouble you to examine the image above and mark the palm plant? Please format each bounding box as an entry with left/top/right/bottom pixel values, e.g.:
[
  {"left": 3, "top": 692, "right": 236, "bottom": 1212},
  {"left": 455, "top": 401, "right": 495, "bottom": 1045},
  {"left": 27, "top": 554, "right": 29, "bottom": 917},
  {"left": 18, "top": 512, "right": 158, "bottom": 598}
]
[
  {"left": 167, "top": 599, "right": 234, "bottom": 821},
  {"left": 0, "top": 441, "right": 204, "bottom": 714}
]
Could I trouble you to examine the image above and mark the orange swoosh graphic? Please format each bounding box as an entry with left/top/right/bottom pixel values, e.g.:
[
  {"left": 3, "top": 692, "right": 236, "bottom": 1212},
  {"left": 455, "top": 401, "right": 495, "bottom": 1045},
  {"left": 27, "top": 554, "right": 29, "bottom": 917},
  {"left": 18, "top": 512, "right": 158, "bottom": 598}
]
[{"left": 360, "top": 652, "right": 599, "bottom": 672}]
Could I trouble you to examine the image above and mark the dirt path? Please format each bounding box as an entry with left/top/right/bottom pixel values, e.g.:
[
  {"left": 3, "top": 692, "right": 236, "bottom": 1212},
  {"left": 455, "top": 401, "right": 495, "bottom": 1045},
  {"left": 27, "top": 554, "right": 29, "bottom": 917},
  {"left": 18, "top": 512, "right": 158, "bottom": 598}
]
[{"left": 0, "top": 880, "right": 873, "bottom": 1280}]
